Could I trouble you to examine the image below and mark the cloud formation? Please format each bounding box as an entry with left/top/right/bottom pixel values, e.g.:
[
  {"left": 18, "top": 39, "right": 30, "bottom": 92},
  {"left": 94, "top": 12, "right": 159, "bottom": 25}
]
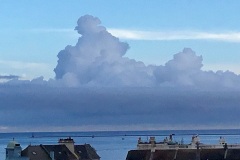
[
  {"left": 1, "top": 15, "right": 240, "bottom": 131},
  {"left": 0, "top": 75, "right": 19, "bottom": 80},
  {"left": 53, "top": 15, "right": 240, "bottom": 89},
  {"left": 0, "top": 85, "right": 240, "bottom": 132},
  {"left": 54, "top": 15, "right": 154, "bottom": 87},
  {"left": 154, "top": 49, "right": 240, "bottom": 89},
  {"left": 108, "top": 28, "right": 240, "bottom": 42}
]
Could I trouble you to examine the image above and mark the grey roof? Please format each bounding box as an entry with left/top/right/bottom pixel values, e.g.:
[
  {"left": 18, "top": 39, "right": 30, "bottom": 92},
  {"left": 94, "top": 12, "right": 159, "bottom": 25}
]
[
  {"left": 41, "top": 145, "right": 77, "bottom": 160},
  {"left": 21, "top": 144, "right": 100, "bottom": 160},
  {"left": 22, "top": 145, "right": 50, "bottom": 160},
  {"left": 7, "top": 141, "right": 20, "bottom": 149},
  {"left": 75, "top": 144, "right": 100, "bottom": 160}
]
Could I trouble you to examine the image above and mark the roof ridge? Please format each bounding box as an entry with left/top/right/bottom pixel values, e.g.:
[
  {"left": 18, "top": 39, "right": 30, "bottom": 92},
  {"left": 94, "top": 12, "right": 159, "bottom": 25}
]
[
  {"left": 84, "top": 144, "right": 91, "bottom": 159},
  {"left": 40, "top": 144, "right": 52, "bottom": 159},
  {"left": 84, "top": 143, "right": 99, "bottom": 159}
]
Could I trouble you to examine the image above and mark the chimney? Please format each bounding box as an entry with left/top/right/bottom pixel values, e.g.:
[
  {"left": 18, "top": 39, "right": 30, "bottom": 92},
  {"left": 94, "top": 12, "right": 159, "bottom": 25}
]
[
  {"left": 58, "top": 137, "right": 78, "bottom": 158},
  {"left": 149, "top": 137, "right": 155, "bottom": 144},
  {"left": 58, "top": 137, "right": 75, "bottom": 153}
]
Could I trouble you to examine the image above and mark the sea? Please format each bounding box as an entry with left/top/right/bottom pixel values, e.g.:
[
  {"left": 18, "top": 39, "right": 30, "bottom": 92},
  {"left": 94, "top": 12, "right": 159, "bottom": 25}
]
[{"left": 1, "top": 129, "right": 240, "bottom": 160}]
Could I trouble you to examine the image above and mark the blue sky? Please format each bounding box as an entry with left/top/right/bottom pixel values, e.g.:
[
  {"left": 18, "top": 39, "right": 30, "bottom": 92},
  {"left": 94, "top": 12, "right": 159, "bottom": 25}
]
[
  {"left": 1, "top": 0, "right": 240, "bottom": 80},
  {"left": 1, "top": 1, "right": 240, "bottom": 132}
]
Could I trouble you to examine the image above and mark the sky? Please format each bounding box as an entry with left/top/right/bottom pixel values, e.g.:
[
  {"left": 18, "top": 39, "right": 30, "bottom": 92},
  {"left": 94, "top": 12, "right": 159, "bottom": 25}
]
[{"left": 1, "top": 0, "right": 240, "bottom": 132}]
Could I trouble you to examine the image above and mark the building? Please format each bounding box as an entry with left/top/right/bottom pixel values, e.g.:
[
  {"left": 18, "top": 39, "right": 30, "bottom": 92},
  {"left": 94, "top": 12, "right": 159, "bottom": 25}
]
[
  {"left": 126, "top": 135, "right": 240, "bottom": 160},
  {"left": 5, "top": 140, "right": 29, "bottom": 160},
  {"left": 6, "top": 137, "right": 100, "bottom": 160}
]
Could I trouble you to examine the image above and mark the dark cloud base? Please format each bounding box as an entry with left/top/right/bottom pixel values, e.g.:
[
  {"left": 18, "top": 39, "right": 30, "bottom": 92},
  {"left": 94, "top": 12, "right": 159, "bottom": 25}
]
[{"left": 1, "top": 86, "right": 240, "bottom": 130}]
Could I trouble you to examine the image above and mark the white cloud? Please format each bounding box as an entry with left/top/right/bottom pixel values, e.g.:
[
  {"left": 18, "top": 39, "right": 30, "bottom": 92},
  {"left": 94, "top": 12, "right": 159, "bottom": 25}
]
[
  {"left": 108, "top": 28, "right": 240, "bottom": 42},
  {"left": 0, "top": 60, "right": 53, "bottom": 80},
  {"left": 50, "top": 15, "right": 240, "bottom": 89},
  {"left": 54, "top": 15, "right": 154, "bottom": 87},
  {"left": 203, "top": 63, "right": 240, "bottom": 75},
  {"left": 26, "top": 27, "right": 240, "bottom": 42},
  {"left": 0, "top": 126, "right": 8, "bottom": 130}
]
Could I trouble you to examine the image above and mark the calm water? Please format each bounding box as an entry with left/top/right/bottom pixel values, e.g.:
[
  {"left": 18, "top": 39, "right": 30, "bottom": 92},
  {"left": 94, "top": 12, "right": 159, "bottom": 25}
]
[{"left": 1, "top": 129, "right": 240, "bottom": 160}]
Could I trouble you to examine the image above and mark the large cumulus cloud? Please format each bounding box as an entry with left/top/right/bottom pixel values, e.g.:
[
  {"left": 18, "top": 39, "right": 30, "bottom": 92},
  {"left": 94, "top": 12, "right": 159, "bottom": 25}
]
[
  {"left": 54, "top": 15, "right": 154, "bottom": 87},
  {"left": 154, "top": 48, "right": 240, "bottom": 89},
  {"left": 1, "top": 15, "right": 240, "bottom": 131},
  {"left": 53, "top": 15, "right": 240, "bottom": 89}
]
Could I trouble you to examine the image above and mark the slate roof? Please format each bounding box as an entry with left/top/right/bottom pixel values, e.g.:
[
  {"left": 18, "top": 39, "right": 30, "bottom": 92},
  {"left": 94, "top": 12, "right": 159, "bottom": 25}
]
[
  {"left": 21, "top": 145, "right": 50, "bottom": 160},
  {"left": 21, "top": 144, "right": 100, "bottom": 160},
  {"left": 41, "top": 145, "right": 77, "bottom": 160},
  {"left": 75, "top": 144, "right": 100, "bottom": 160}
]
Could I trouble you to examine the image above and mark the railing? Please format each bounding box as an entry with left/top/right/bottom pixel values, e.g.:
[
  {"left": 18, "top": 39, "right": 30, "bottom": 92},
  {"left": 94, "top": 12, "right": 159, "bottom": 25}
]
[{"left": 137, "top": 143, "right": 240, "bottom": 150}]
